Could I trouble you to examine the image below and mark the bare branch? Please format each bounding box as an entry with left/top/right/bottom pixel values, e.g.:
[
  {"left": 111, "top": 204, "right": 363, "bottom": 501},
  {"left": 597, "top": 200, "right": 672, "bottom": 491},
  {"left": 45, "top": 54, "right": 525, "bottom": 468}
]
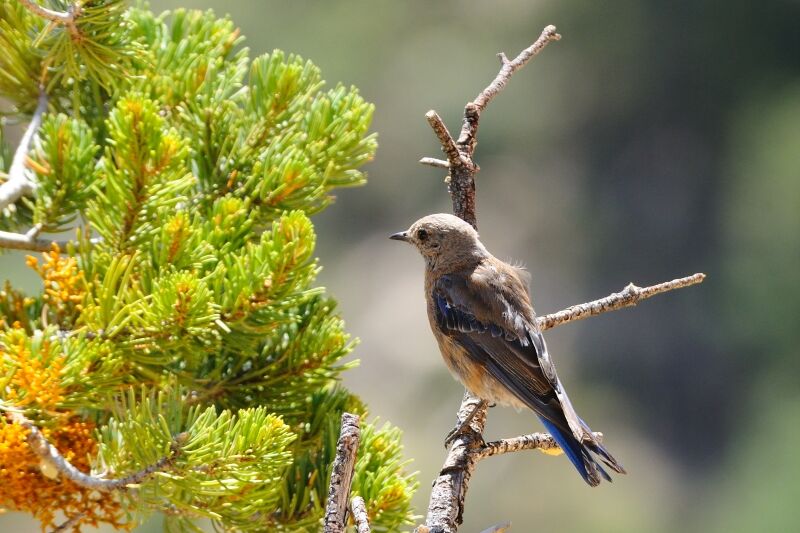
[
  {"left": 457, "top": 25, "right": 560, "bottom": 154},
  {"left": 475, "top": 431, "right": 603, "bottom": 461},
  {"left": 350, "top": 495, "right": 371, "bottom": 533},
  {"left": 7, "top": 411, "right": 183, "bottom": 492},
  {"left": 471, "top": 25, "right": 561, "bottom": 113},
  {"left": 425, "top": 110, "right": 461, "bottom": 167},
  {"left": 0, "top": 89, "right": 47, "bottom": 211},
  {"left": 537, "top": 273, "right": 706, "bottom": 331},
  {"left": 419, "top": 157, "right": 450, "bottom": 169},
  {"left": 324, "top": 412, "right": 361, "bottom": 533}
]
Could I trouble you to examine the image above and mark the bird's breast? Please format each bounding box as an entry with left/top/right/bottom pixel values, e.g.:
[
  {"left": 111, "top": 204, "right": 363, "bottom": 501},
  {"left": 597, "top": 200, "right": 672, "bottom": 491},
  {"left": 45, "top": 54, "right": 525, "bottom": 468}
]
[{"left": 431, "top": 330, "right": 526, "bottom": 410}]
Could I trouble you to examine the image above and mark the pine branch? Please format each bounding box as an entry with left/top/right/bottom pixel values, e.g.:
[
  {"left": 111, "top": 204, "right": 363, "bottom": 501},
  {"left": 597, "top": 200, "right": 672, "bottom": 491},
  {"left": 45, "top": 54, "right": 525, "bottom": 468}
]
[
  {"left": 0, "top": 88, "right": 46, "bottom": 210},
  {"left": 324, "top": 412, "right": 361, "bottom": 533},
  {"left": 7, "top": 411, "right": 184, "bottom": 492}
]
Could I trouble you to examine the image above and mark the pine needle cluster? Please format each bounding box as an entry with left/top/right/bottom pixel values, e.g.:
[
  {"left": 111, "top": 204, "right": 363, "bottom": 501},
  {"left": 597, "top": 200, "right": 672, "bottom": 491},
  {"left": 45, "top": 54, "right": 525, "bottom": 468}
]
[{"left": 0, "top": 2, "right": 416, "bottom": 531}]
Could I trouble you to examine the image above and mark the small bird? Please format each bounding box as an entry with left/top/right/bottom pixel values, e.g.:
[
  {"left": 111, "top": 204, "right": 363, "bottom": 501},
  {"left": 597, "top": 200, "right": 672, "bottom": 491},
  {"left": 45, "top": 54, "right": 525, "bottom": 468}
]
[{"left": 390, "top": 213, "right": 625, "bottom": 486}]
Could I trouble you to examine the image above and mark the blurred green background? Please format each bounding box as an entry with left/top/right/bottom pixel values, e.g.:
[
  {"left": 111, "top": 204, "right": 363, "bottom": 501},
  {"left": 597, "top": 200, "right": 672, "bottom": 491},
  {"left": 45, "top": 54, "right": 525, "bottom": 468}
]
[{"left": 3, "top": 1, "right": 799, "bottom": 531}]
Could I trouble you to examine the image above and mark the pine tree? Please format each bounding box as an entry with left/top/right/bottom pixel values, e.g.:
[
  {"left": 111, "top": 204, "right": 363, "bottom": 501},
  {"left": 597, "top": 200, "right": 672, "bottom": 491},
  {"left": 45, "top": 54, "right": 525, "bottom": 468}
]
[{"left": 0, "top": 2, "right": 417, "bottom": 531}]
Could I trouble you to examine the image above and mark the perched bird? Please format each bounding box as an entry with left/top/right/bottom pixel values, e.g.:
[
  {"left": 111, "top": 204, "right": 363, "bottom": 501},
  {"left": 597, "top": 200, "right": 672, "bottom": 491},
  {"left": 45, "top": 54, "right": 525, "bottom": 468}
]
[{"left": 390, "top": 213, "right": 625, "bottom": 486}]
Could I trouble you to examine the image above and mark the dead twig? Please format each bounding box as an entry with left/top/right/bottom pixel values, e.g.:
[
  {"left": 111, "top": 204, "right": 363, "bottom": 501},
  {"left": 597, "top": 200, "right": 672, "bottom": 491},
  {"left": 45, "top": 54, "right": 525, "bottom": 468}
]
[
  {"left": 324, "top": 412, "right": 361, "bottom": 533},
  {"left": 350, "top": 495, "right": 371, "bottom": 533},
  {"left": 537, "top": 273, "right": 706, "bottom": 331}
]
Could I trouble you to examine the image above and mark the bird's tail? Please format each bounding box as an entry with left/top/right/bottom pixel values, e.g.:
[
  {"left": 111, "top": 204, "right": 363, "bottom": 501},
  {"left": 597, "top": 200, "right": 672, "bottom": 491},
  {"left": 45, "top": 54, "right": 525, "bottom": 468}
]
[{"left": 538, "top": 416, "right": 626, "bottom": 487}]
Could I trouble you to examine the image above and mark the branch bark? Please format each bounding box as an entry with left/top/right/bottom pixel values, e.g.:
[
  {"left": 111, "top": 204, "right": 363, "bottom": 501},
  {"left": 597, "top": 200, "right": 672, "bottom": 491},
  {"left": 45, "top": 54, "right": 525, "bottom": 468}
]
[
  {"left": 7, "top": 411, "right": 184, "bottom": 492},
  {"left": 0, "top": 89, "right": 47, "bottom": 211},
  {"left": 475, "top": 431, "right": 602, "bottom": 461},
  {"left": 324, "top": 412, "right": 361, "bottom": 533},
  {"left": 536, "top": 273, "right": 705, "bottom": 331},
  {"left": 350, "top": 495, "right": 372, "bottom": 533}
]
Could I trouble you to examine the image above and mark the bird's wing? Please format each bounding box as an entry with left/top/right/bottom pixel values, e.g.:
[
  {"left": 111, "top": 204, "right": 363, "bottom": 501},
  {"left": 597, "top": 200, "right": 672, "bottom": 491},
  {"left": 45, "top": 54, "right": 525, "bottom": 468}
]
[{"left": 432, "top": 269, "right": 598, "bottom": 445}]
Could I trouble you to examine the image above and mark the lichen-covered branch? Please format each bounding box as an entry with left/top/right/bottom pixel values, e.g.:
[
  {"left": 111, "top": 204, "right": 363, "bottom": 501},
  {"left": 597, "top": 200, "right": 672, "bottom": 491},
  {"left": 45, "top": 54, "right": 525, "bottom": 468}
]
[
  {"left": 8, "top": 411, "right": 182, "bottom": 492},
  {"left": 537, "top": 273, "right": 706, "bottom": 331},
  {"left": 0, "top": 89, "right": 47, "bottom": 211},
  {"left": 475, "top": 431, "right": 603, "bottom": 461},
  {"left": 324, "top": 412, "right": 361, "bottom": 533},
  {"left": 350, "top": 495, "right": 371, "bottom": 533}
]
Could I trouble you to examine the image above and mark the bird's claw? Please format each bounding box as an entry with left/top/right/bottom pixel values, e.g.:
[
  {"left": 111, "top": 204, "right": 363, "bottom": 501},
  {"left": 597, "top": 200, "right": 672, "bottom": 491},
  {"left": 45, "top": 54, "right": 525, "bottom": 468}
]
[
  {"left": 443, "top": 426, "right": 461, "bottom": 449},
  {"left": 443, "top": 424, "right": 486, "bottom": 449},
  {"left": 443, "top": 399, "right": 488, "bottom": 448}
]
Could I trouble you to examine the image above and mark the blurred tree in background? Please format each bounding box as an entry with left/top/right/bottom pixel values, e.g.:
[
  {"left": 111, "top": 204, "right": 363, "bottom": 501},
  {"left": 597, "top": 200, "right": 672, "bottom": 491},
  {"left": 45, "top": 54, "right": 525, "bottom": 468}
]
[{"left": 0, "top": 2, "right": 415, "bottom": 531}]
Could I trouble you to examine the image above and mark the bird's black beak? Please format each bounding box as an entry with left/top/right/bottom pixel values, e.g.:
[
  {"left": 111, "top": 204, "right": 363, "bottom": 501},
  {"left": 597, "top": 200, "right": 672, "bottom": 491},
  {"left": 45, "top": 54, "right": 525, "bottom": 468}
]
[{"left": 389, "top": 231, "right": 409, "bottom": 242}]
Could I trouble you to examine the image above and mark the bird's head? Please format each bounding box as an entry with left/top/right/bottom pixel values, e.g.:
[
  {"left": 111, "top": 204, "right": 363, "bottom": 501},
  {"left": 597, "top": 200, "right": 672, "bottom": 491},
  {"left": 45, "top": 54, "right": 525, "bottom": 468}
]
[{"left": 390, "top": 213, "right": 488, "bottom": 270}]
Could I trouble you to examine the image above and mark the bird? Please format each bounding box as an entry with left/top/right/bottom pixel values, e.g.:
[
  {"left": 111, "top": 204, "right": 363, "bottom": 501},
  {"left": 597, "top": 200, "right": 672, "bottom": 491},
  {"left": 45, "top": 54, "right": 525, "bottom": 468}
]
[{"left": 390, "top": 213, "right": 625, "bottom": 486}]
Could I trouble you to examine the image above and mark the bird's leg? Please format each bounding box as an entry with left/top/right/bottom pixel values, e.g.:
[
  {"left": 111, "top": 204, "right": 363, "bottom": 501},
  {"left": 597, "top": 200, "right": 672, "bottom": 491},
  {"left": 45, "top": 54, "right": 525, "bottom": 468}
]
[{"left": 444, "top": 399, "right": 487, "bottom": 449}]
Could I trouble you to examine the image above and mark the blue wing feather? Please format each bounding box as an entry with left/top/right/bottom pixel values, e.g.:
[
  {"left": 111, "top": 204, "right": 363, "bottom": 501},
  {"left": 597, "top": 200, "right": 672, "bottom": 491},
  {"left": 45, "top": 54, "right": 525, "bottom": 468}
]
[{"left": 432, "top": 274, "right": 625, "bottom": 485}]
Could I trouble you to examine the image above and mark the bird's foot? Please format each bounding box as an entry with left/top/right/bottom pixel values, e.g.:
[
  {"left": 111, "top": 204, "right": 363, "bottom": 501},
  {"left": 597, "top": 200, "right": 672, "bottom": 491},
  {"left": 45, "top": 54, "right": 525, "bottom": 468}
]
[{"left": 443, "top": 399, "right": 487, "bottom": 449}]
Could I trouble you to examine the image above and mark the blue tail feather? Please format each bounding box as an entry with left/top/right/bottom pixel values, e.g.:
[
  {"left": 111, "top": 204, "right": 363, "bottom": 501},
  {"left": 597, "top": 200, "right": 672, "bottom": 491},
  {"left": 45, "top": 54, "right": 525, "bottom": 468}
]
[
  {"left": 538, "top": 416, "right": 615, "bottom": 486},
  {"left": 538, "top": 416, "right": 595, "bottom": 485}
]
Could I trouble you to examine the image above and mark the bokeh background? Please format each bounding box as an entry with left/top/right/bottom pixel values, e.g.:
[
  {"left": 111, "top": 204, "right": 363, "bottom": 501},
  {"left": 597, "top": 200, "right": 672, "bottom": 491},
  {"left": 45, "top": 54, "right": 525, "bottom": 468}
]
[{"left": 3, "top": 1, "right": 799, "bottom": 531}]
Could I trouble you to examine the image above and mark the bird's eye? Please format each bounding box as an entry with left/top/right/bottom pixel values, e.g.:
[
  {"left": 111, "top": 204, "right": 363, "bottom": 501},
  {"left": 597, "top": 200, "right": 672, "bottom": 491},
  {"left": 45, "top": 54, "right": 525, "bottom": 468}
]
[{"left": 417, "top": 229, "right": 428, "bottom": 241}]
